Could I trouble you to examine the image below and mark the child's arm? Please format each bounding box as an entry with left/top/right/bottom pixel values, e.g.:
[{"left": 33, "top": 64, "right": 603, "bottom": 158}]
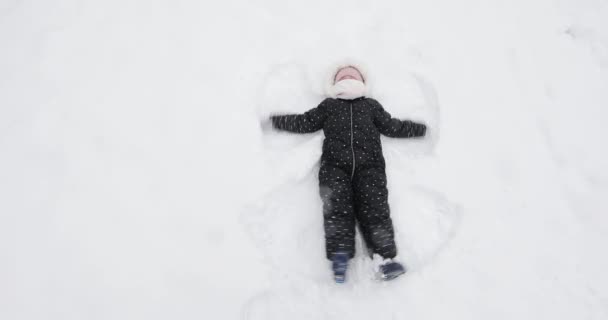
[
  {"left": 269, "top": 99, "right": 329, "bottom": 133},
  {"left": 371, "top": 99, "right": 427, "bottom": 138}
]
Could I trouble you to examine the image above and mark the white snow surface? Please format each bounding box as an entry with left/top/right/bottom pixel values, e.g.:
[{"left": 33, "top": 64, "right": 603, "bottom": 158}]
[{"left": 1, "top": 0, "right": 608, "bottom": 319}]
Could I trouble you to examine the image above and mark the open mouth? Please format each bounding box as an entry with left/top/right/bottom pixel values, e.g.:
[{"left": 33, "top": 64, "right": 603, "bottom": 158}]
[{"left": 337, "top": 75, "right": 358, "bottom": 82}]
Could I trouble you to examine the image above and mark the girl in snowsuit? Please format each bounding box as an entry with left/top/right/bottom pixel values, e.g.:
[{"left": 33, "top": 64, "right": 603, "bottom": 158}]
[{"left": 270, "top": 66, "right": 427, "bottom": 282}]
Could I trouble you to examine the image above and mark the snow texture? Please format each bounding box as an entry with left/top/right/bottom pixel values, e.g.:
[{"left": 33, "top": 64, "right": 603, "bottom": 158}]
[{"left": 1, "top": 0, "right": 608, "bottom": 319}]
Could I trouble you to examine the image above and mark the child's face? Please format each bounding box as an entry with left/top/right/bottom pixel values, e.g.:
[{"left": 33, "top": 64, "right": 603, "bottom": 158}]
[{"left": 334, "top": 67, "right": 364, "bottom": 84}]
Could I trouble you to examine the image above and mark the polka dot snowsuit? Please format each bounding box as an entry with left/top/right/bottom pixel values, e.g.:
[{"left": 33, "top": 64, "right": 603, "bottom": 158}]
[{"left": 271, "top": 97, "right": 426, "bottom": 260}]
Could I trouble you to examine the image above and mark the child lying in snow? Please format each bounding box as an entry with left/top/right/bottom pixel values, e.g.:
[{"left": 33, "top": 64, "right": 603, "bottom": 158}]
[{"left": 268, "top": 66, "right": 427, "bottom": 283}]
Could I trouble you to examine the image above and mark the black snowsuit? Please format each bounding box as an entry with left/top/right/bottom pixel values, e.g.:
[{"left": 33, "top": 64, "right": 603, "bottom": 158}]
[{"left": 271, "top": 97, "right": 426, "bottom": 260}]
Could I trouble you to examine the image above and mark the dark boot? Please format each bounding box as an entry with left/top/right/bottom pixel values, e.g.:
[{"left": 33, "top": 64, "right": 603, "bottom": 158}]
[
  {"left": 379, "top": 260, "right": 406, "bottom": 281},
  {"left": 331, "top": 251, "right": 350, "bottom": 283}
]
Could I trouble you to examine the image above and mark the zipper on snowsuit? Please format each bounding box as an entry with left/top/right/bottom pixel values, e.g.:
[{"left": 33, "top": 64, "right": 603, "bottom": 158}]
[{"left": 350, "top": 102, "right": 356, "bottom": 179}]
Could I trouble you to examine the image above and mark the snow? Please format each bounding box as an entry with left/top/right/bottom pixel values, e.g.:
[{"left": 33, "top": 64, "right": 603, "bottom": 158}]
[{"left": 1, "top": 0, "right": 608, "bottom": 319}]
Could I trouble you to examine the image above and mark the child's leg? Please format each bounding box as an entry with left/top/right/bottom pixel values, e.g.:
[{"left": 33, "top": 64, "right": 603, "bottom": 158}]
[
  {"left": 319, "top": 164, "right": 356, "bottom": 260},
  {"left": 352, "top": 166, "right": 397, "bottom": 259}
]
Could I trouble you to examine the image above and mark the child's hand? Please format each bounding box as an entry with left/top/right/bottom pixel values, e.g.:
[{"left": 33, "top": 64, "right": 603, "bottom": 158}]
[{"left": 260, "top": 118, "right": 274, "bottom": 133}]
